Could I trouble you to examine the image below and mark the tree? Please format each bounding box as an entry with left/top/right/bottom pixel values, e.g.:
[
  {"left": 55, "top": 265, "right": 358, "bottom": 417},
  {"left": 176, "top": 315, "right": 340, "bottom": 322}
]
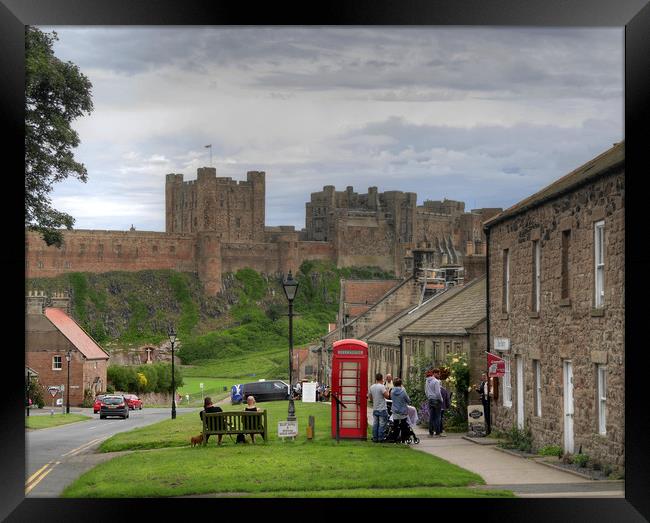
[{"left": 25, "top": 27, "right": 93, "bottom": 247}]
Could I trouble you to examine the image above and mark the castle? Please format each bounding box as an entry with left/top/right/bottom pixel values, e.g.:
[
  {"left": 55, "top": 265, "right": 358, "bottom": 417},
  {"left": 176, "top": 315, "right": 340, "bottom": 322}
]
[{"left": 25, "top": 167, "right": 501, "bottom": 293}]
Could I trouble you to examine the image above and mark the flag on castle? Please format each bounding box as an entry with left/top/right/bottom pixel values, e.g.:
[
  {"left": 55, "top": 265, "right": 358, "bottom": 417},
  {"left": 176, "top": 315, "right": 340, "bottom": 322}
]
[{"left": 487, "top": 351, "right": 505, "bottom": 378}]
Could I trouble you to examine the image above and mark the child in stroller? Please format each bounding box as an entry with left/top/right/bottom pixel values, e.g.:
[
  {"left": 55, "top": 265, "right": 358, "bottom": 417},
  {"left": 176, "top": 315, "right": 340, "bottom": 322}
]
[{"left": 382, "top": 405, "right": 420, "bottom": 444}]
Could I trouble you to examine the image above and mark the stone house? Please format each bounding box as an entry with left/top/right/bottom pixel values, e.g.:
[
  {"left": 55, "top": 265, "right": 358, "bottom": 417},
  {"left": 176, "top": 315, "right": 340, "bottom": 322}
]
[
  {"left": 484, "top": 142, "right": 624, "bottom": 468},
  {"left": 25, "top": 291, "right": 110, "bottom": 406},
  {"left": 364, "top": 276, "right": 486, "bottom": 389}
]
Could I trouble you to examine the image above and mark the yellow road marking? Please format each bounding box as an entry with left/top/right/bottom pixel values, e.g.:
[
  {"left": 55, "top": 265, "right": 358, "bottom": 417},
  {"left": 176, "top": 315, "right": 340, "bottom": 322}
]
[
  {"left": 25, "top": 461, "right": 60, "bottom": 494},
  {"left": 26, "top": 462, "right": 51, "bottom": 485},
  {"left": 68, "top": 437, "right": 104, "bottom": 457},
  {"left": 61, "top": 437, "right": 102, "bottom": 458}
]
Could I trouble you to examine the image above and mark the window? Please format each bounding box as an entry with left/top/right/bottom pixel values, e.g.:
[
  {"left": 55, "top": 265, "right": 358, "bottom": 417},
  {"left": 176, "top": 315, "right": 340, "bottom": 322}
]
[
  {"left": 561, "top": 230, "right": 570, "bottom": 299},
  {"left": 597, "top": 365, "right": 607, "bottom": 435},
  {"left": 454, "top": 342, "right": 462, "bottom": 353},
  {"left": 502, "top": 356, "right": 512, "bottom": 407},
  {"left": 533, "top": 359, "right": 542, "bottom": 416},
  {"left": 594, "top": 220, "right": 605, "bottom": 308},
  {"left": 532, "top": 240, "right": 541, "bottom": 312},
  {"left": 502, "top": 249, "right": 510, "bottom": 313},
  {"left": 53, "top": 355, "right": 62, "bottom": 370}
]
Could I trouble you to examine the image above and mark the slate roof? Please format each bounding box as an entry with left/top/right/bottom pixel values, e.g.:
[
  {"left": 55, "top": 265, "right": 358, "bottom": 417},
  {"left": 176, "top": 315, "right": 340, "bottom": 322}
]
[
  {"left": 342, "top": 280, "right": 401, "bottom": 309},
  {"left": 400, "top": 276, "right": 487, "bottom": 336},
  {"left": 345, "top": 276, "right": 416, "bottom": 330},
  {"left": 484, "top": 141, "right": 624, "bottom": 229},
  {"left": 365, "top": 284, "right": 468, "bottom": 346},
  {"left": 44, "top": 307, "right": 110, "bottom": 360}
]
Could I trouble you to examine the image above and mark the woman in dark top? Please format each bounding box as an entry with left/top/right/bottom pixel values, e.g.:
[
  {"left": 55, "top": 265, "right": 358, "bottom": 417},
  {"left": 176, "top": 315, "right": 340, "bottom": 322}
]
[
  {"left": 200, "top": 396, "right": 223, "bottom": 445},
  {"left": 239, "top": 395, "right": 261, "bottom": 443}
]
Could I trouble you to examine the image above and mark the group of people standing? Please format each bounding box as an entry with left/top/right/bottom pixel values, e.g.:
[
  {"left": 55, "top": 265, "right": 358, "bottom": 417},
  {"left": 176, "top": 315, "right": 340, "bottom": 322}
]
[{"left": 368, "top": 368, "right": 453, "bottom": 442}]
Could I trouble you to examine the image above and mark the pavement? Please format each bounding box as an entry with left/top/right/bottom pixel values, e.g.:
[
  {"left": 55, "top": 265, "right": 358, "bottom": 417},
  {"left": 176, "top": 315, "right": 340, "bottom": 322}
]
[{"left": 367, "top": 409, "right": 625, "bottom": 498}]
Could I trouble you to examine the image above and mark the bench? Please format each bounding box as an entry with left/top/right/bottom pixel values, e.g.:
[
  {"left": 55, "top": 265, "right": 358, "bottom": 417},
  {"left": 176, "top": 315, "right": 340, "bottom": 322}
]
[{"left": 201, "top": 411, "right": 268, "bottom": 444}]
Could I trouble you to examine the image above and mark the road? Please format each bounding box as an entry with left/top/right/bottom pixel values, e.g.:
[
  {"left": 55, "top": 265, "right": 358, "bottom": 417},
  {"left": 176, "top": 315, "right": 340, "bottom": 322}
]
[{"left": 25, "top": 406, "right": 197, "bottom": 497}]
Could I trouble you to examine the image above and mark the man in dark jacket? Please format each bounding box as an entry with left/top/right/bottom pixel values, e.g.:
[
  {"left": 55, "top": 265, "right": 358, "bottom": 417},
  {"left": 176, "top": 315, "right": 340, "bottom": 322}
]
[
  {"left": 199, "top": 396, "right": 224, "bottom": 444},
  {"left": 440, "top": 383, "right": 452, "bottom": 435}
]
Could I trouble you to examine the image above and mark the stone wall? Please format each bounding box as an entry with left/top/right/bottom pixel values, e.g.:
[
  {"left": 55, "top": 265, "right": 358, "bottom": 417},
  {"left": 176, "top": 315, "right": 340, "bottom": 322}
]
[
  {"left": 25, "top": 230, "right": 197, "bottom": 279},
  {"left": 487, "top": 168, "right": 624, "bottom": 467}
]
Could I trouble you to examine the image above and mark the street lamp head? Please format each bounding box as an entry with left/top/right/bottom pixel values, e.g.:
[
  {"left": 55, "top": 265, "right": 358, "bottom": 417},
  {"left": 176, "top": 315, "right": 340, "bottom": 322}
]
[
  {"left": 282, "top": 270, "right": 299, "bottom": 302},
  {"left": 168, "top": 325, "right": 177, "bottom": 344},
  {"left": 65, "top": 350, "right": 72, "bottom": 362}
]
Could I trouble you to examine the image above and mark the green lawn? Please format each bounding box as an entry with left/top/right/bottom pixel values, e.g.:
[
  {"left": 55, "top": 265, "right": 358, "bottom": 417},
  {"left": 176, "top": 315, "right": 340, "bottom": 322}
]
[
  {"left": 26, "top": 413, "right": 92, "bottom": 430},
  {"left": 63, "top": 401, "right": 512, "bottom": 498}
]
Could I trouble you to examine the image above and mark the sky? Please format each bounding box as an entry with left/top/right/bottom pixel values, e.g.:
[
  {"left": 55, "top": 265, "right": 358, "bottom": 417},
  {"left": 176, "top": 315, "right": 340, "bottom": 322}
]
[{"left": 42, "top": 27, "right": 623, "bottom": 232}]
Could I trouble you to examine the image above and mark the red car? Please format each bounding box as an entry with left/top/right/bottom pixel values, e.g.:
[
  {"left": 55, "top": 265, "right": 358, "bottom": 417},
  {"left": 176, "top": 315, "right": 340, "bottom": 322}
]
[
  {"left": 93, "top": 394, "right": 106, "bottom": 414},
  {"left": 124, "top": 394, "right": 143, "bottom": 410}
]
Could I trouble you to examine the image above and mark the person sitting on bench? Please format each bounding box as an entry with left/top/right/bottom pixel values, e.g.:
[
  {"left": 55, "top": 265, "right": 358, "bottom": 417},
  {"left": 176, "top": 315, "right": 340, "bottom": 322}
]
[{"left": 200, "top": 397, "right": 223, "bottom": 445}]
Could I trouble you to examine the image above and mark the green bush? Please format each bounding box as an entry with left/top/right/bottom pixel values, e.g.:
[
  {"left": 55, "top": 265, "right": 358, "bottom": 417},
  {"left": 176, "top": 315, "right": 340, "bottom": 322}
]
[
  {"left": 82, "top": 388, "right": 95, "bottom": 408},
  {"left": 107, "top": 363, "right": 183, "bottom": 393},
  {"left": 538, "top": 445, "right": 563, "bottom": 458},
  {"left": 573, "top": 453, "right": 589, "bottom": 468},
  {"left": 27, "top": 378, "right": 45, "bottom": 408},
  {"left": 501, "top": 425, "right": 533, "bottom": 453}
]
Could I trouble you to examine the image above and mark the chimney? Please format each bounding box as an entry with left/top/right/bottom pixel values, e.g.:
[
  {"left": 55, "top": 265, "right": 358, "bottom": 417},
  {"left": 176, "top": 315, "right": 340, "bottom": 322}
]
[
  {"left": 26, "top": 290, "right": 46, "bottom": 315},
  {"left": 50, "top": 291, "right": 71, "bottom": 314}
]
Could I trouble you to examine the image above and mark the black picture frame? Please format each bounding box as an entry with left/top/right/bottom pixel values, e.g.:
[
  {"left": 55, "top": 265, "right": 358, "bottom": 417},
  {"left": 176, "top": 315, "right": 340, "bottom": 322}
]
[{"left": 3, "top": 1, "right": 649, "bottom": 520}]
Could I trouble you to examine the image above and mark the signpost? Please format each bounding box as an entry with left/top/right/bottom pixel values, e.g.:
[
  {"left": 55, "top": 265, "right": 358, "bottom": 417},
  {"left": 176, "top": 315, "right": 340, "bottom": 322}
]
[
  {"left": 467, "top": 404, "right": 486, "bottom": 437},
  {"left": 48, "top": 386, "right": 60, "bottom": 415},
  {"left": 302, "top": 382, "right": 317, "bottom": 403},
  {"left": 487, "top": 352, "right": 506, "bottom": 378},
  {"left": 278, "top": 420, "right": 298, "bottom": 440},
  {"left": 200, "top": 382, "right": 204, "bottom": 403},
  {"left": 494, "top": 337, "right": 510, "bottom": 352}
]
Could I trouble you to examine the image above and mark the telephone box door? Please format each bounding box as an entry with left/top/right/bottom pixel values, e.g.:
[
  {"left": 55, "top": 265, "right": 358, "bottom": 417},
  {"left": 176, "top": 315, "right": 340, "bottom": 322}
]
[{"left": 331, "top": 339, "right": 368, "bottom": 440}]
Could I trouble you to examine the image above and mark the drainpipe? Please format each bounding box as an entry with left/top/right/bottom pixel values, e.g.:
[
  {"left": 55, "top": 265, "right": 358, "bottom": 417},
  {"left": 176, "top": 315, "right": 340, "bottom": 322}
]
[
  {"left": 485, "top": 226, "right": 491, "bottom": 360},
  {"left": 398, "top": 334, "right": 403, "bottom": 379}
]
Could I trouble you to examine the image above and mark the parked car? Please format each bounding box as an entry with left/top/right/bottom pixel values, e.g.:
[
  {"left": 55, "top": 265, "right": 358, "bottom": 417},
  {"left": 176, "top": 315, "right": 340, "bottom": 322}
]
[
  {"left": 99, "top": 395, "right": 130, "bottom": 419},
  {"left": 123, "top": 394, "right": 143, "bottom": 410},
  {"left": 241, "top": 380, "right": 290, "bottom": 402},
  {"left": 93, "top": 394, "right": 106, "bottom": 414}
]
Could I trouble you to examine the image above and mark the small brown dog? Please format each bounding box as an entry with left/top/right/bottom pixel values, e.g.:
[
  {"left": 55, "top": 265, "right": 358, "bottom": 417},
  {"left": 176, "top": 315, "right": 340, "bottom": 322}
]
[{"left": 190, "top": 434, "right": 204, "bottom": 447}]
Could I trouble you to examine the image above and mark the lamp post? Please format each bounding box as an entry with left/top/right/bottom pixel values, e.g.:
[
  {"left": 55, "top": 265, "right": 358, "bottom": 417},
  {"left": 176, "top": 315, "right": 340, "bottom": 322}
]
[
  {"left": 282, "top": 270, "right": 299, "bottom": 422},
  {"left": 26, "top": 369, "right": 31, "bottom": 417},
  {"left": 65, "top": 350, "right": 72, "bottom": 414},
  {"left": 168, "top": 326, "right": 177, "bottom": 420}
]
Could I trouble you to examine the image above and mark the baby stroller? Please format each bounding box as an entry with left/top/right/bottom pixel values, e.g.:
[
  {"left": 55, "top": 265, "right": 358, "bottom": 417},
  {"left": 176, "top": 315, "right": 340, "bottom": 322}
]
[{"left": 382, "top": 405, "right": 420, "bottom": 444}]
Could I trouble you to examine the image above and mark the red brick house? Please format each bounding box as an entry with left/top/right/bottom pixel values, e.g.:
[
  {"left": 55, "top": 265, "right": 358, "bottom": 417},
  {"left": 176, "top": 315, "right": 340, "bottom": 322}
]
[{"left": 25, "top": 291, "right": 110, "bottom": 406}]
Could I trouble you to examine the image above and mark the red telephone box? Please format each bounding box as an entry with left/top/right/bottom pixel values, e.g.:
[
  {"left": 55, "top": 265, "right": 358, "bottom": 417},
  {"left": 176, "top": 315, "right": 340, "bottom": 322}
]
[{"left": 330, "top": 339, "right": 368, "bottom": 440}]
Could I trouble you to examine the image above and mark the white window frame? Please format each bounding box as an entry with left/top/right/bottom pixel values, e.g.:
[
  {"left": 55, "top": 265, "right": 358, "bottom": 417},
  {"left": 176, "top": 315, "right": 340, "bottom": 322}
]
[
  {"left": 533, "top": 240, "right": 541, "bottom": 312},
  {"left": 503, "top": 249, "right": 511, "bottom": 313},
  {"left": 594, "top": 220, "right": 605, "bottom": 308},
  {"left": 534, "top": 359, "right": 542, "bottom": 416},
  {"left": 502, "top": 356, "right": 512, "bottom": 407},
  {"left": 52, "top": 355, "right": 62, "bottom": 370},
  {"left": 597, "top": 365, "right": 607, "bottom": 435}
]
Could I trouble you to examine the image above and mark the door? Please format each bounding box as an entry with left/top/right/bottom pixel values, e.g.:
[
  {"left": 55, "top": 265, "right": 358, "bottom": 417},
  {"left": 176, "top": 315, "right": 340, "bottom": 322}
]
[
  {"left": 516, "top": 355, "right": 524, "bottom": 430},
  {"left": 339, "top": 360, "right": 361, "bottom": 434},
  {"left": 563, "top": 360, "right": 574, "bottom": 454}
]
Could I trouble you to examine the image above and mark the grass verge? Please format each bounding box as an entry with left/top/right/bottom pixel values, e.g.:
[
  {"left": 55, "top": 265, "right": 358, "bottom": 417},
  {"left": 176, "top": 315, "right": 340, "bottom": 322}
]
[
  {"left": 26, "top": 413, "right": 92, "bottom": 430},
  {"left": 63, "top": 402, "right": 513, "bottom": 498}
]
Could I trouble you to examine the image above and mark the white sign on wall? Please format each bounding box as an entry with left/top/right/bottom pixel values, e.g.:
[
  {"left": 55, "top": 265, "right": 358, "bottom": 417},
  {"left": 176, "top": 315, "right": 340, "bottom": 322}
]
[
  {"left": 494, "top": 337, "right": 510, "bottom": 352},
  {"left": 302, "top": 382, "right": 317, "bottom": 403}
]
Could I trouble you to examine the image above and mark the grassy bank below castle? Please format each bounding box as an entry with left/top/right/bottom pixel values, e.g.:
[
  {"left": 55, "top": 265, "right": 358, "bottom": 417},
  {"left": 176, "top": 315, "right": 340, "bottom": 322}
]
[{"left": 28, "top": 261, "right": 395, "bottom": 381}]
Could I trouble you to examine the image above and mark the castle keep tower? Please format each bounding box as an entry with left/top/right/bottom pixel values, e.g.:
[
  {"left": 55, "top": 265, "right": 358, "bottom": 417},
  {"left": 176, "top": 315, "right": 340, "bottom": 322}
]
[{"left": 165, "top": 167, "right": 266, "bottom": 243}]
